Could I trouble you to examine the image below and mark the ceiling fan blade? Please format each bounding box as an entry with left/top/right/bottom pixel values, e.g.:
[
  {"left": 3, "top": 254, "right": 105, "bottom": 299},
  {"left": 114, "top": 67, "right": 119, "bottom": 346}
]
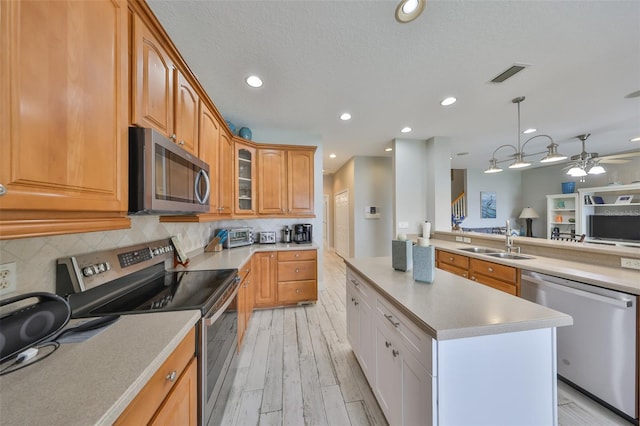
[
  {"left": 599, "top": 151, "right": 640, "bottom": 161},
  {"left": 599, "top": 159, "right": 630, "bottom": 164}
]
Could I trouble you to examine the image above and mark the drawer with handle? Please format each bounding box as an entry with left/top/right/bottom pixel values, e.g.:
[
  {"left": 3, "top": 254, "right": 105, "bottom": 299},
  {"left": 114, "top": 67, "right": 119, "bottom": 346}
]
[
  {"left": 437, "top": 250, "right": 469, "bottom": 269},
  {"left": 277, "top": 280, "right": 317, "bottom": 303},
  {"left": 346, "top": 268, "right": 372, "bottom": 302},
  {"left": 277, "top": 260, "right": 316, "bottom": 282},
  {"left": 277, "top": 250, "right": 316, "bottom": 262},
  {"left": 470, "top": 258, "right": 517, "bottom": 283}
]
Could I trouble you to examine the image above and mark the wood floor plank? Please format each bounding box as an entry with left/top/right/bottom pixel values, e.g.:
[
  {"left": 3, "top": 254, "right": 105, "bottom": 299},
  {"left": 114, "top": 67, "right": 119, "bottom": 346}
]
[
  {"left": 345, "top": 400, "right": 371, "bottom": 426},
  {"left": 259, "top": 308, "right": 274, "bottom": 332},
  {"left": 234, "top": 389, "right": 263, "bottom": 426},
  {"left": 271, "top": 307, "right": 284, "bottom": 335},
  {"left": 261, "top": 334, "right": 284, "bottom": 413},
  {"left": 244, "top": 330, "right": 270, "bottom": 391},
  {"left": 282, "top": 308, "right": 305, "bottom": 426},
  {"left": 259, "top": 410, "right": 282, "bottom": 426},
  {"left": 306, "top": 304, "right": 338, "bottom": 387},
  {"left": 237, "top": 309, "right": 262, "bottom": 369},
  {"left": 213, "top": 366, "right": 249, "bottom": 426},
  {"left": 322, "top": 384, "right": 352, "bottom": 426},
  {"left": 300, "top": 354, "right": 329, "bottom": 426},
  {"left": 295, "top": 307, "right": 314, "bottom": 358},
  {"left": 323, "top": 329, "right": 363, "bottom": 403}
]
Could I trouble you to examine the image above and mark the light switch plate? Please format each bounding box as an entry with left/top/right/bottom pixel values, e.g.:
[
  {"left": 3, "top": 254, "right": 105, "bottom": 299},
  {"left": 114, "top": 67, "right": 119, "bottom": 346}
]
[
  {"left": 398, "top": 222, "right": 409, "bottom": 229},
  {"left": 463, "top": 237, "right": 472, "bottom": 243},
  {"left": 455, "top": 236, "right": 463, "bottom": 242}
]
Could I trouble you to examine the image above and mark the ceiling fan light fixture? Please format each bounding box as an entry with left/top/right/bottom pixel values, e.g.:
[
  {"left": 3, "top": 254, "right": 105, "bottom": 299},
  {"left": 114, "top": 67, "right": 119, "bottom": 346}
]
[
  {"left": 588, "top": 164, "right": 606, "bottom": 175},
  {"left": 567, "top": 166, "right": 587, "bottom": 177},
  {"left": 395, "top": 0, "right": 426, "bottom": 23},
  {"left": 631, "top": 136, "right": 640, "bottom": 142}
]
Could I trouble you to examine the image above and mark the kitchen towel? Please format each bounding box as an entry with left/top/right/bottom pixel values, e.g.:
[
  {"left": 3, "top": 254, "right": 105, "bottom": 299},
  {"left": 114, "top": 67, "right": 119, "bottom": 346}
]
[{"left": 422, "top": 221, "right": 431, "bottom": 239}]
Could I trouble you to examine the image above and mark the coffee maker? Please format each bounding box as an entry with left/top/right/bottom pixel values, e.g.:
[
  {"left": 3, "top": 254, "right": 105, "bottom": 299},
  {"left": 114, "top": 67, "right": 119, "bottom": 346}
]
[{"left": 293, "top": 224, "right": 312, "bottom": 244}]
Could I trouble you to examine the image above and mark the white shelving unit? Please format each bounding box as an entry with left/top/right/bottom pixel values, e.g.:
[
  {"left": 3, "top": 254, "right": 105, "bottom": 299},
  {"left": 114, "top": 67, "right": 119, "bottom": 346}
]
[
  {"left": 546, "top": 193, "right": 580, "bottom": 239},
  {"left": 577, "top": 183, "right": 640, "bottom": 246}
]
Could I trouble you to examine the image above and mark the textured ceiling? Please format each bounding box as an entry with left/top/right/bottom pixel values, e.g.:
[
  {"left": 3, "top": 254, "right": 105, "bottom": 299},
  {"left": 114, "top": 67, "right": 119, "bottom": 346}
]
[{"left": 147, "top": 0, "right": 640, "bottom": 173}]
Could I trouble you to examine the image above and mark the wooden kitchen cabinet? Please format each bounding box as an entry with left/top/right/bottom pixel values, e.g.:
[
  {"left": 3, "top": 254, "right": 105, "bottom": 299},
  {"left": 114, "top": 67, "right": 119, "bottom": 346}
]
[
  {"left": 0, "top": 0, "right": 130, "bottom": 239},
  {"left": 256, "top": 147, "right": 316, "bottom": 217},
  {"left": 234, "top": 140, "right": 257, "bottom": 216},
  {"left": 436, "top": 250, "right": 520, "bottom": 296},
  {"left": 237, "top": 260, "right": 253, "bottom": 349},
  {"left": 115, "top": 328, "right": 196, "bottom": 426},
  {"left": 253, "top": 252, "right": 278, "bottom": 308},
  {"left": 469, "top": 258, "right": 520, "bottom": 296},
  {"left": 277, "top": 250, "right": 317, "bottom": 304},
  {"left": 258, "top": 148, "right": 287, "bottom": 215},
  {"left": 132, "top": 11, "right": 200, "bottom": 156}
]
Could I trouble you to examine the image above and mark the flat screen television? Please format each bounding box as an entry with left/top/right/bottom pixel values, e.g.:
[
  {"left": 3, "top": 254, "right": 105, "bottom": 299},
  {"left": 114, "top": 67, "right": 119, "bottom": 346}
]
[{"left": 588, "top": 215, "right": 640, "bottom": 242}]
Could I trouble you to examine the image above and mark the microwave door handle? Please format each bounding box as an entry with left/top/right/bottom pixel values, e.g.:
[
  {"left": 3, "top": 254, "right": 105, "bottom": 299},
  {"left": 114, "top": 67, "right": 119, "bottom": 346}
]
[{"left": 195, "top": 169, "right": 211, "bottom": 205}]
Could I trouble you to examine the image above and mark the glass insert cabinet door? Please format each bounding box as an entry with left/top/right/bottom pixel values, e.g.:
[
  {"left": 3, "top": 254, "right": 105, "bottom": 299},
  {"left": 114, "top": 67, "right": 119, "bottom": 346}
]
[{"left": 235, "top": 143, "right": 256, "bottom": 214}]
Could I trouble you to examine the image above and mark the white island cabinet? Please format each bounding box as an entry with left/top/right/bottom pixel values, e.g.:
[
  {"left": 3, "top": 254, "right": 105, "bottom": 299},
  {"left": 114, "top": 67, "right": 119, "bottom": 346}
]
[{"left": 345, "top": 257, "right": 572, "bottom": 426}]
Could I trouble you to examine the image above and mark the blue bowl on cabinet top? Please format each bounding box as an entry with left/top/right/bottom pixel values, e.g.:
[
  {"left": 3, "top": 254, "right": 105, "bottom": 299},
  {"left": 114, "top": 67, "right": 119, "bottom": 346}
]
[{"left": 561, "top": 182, "right": 576, "bottom": 194}]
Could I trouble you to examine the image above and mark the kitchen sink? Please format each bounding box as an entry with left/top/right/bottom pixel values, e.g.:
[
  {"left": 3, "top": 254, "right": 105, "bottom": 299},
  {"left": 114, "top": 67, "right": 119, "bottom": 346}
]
[
  {"left": 458, "top": 247, "right": 504, "bottom": 254},
  {"left": 486, "top": 252, "right": 535, "bottom": 260}
]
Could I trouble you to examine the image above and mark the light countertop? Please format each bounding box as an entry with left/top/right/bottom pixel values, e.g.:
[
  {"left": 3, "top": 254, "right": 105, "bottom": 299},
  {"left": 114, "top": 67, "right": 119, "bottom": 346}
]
[
  {"left": 430, "top": 239, "right": 640, "bottom": 295},
  {"left": 0, "top": 310, "right": 200, "bottom": 426},
  {"left": 178, "top": 243, "right": 318, "bottom": 271},
  {"left": 345, "top": 256, "right": 573, "bottom": 341}
]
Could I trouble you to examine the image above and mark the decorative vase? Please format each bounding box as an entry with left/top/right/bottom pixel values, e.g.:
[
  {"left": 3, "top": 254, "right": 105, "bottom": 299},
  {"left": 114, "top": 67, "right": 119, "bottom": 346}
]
[
  {"left": 561, "top": 181, "right": 576, "bottom": 194},
  {"left": 238, "top": 127, "right": 252, "bottom": 140}
]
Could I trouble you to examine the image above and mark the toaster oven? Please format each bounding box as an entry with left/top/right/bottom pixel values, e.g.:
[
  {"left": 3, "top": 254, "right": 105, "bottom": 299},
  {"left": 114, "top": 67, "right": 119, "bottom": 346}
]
[{"left": 218, "top": 228, "right": 254, "bottom": 249}]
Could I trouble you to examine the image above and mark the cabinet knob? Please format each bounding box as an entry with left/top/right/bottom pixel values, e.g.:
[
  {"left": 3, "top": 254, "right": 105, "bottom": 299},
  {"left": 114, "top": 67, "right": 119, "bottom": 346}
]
[
  {"left": 488, "top": 267, "right": 494, "bottom": 272},
  {"left": 351, "top": 297, "right": 355, "bottom": 302},
  {"left": 170, "top": 134, "right": 177, "bottom": 141},
  {"left": 462, "top": 273, "right": 467, "bottom": 278},
  {"left": 0, "top": 184, "right": 6, "bottom": 196},
  {"left": 385, "top": 341, "right": 391, "bottom": 348},
  {"left": 166, "top": 371, "right": 177, "bottom": 382},
  {"left": 295, "top": 268, "right": 300, "bottom": 273},
  {"left": 471, "top": 276, "right": 477, "bottom": 281},
  {"left": 392, "top": 349, "right": 399, "bottom": 357},
  {"left": 295, "top": 253, "right": 300, "bottom": 257},
  {"left": 296, "top": 289, "right": 300, "bottom": 293},
  {"left": 449, "top": 257, "right": 454, "bottom": 261},
  {"left": 354, "top": 301, "right": 358, "bottom": 306}
]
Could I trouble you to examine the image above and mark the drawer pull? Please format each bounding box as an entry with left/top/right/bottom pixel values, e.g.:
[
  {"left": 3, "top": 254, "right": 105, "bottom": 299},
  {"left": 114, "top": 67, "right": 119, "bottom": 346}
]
[
  {"left": 449, "top": 257, "right": 454, "bottom": 261},
  {"left": 295, "top": 253, "right": 300, "bottom": 257},
  {"left": 350, "top": 279, "right": 359, "bottom": 286},
  {"left": 488, "top": 267, "right": 494, "bottom": 272},
  {"left": 385, "top": 341, "right": 391, "bottom": 348},
  {"left": 462, "top": 273, "right": 467, "bottom": 278},
  {"left": 295, "top": 268, "right": 300, "bottom": 273},
  {"left": 354, "top": 301, "right": 358, "bottom": 306},
  {"left": 166, "top": 371, "right": 177, "bottom": 382},
  {"left": 351, "top": 297, "right": 356, "bottom": 302},
  {"left": 471, "top": 276, "right": 477, "bottom": 281},
  {"left": 392, "top": 349, "right": 399, "bottom": 357},
  {"left": 384, "top": 314, "right": 400, "bottom": 328},
  {"left": 296, "top": 289, "right": 300, "bottom": 293}
]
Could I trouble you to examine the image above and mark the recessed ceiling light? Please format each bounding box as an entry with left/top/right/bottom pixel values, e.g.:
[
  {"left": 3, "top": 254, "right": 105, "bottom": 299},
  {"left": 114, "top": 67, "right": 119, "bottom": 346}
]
[
  {"left": 385, "top": 147, "right": 393, "bottom": 152},
  {"left": 440, "top": 97, "right": 457, "bottom": 106},
  {"left": 401, "top": 127, "right": 412, "bottom": 133},
  {"left": 245, "top": 75, "right": 263, "bottom": 88},
  {"left": 340, "top": 113, "right": 351, "bottom": 121},
  {"left": 523, "top": 128, "right": 537, "bottom": 134},
  {"left": 631, "top": 136, "right": 640, "bottom": 142},
  {"left": 329, "top": 153, "right": 337, "bottom": 158},
  {"left": 395, "top": 0, "right": 425, "bottom": 23},
  {"left": 456, "top": 152, "right": 469, "bottom": 156}
]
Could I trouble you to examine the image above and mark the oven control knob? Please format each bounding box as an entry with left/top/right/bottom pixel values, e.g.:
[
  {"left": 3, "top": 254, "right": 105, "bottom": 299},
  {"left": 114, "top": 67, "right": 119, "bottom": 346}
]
[
  {"left": 104, "top": 262, "right": 111, "bottom": 271},
  {"left": 92, "top": 265, "right": 101, "bottom": 275},
  {"left": 97, "top": 263, "right": 106, "bottom": 273},
  {"left": 152, "top": 248, "right": 160, "bottom": 256},
  {"left": 82, "top": 266, "right": 95, "bottom": 277}
]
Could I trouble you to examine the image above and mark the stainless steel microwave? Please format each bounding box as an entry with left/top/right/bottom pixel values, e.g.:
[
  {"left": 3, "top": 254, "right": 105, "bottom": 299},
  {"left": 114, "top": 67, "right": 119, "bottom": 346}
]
[{"left": 128, "top": 127, "right": 211, "bottom": 214}]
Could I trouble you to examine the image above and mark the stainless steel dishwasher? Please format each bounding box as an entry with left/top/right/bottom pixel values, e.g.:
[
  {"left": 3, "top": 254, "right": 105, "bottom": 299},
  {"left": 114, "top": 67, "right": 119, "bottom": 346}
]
[{"left": 521, "top": 270, "right": 637, "bottom": 421}]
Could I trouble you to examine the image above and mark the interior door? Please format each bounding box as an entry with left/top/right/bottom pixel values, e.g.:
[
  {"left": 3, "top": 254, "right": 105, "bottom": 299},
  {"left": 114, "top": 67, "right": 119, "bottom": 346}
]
[{"left": 334, "top": 190, "right": 349, "bottom": 258}]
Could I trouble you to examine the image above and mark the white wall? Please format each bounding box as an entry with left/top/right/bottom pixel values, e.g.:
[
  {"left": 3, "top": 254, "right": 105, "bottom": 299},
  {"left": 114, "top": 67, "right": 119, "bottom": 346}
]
[
  {"left": 353, "top": 157, "right": 393, "bottom": 257},
  {"left": 464, "top": 169, "right": 523, "bottom": 231},
  {"left": 393, "top": 138, "right": 451, "bottom": 236}
]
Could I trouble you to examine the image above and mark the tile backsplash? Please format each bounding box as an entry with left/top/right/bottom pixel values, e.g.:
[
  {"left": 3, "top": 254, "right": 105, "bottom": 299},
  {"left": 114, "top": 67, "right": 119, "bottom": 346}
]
[{"left": 0, "top": 216, "right": 316, "bottom": 296}]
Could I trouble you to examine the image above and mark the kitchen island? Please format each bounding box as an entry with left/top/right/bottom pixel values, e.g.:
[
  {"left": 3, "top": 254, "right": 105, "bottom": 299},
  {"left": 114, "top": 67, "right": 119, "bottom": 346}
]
[{"left": 345, "top": 256, "right": 573, "bottom": 426}]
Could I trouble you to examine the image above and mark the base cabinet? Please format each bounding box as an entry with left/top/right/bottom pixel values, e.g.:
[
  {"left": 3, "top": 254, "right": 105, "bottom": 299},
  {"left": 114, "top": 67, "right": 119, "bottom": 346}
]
[
  {"left": 115, "top": 328, "right": 196, "bottom": 425},
  {"left": 253, "top": 252, "right": 278, "bottom": 308},
  {"left": 237, "top": 260, "right": 253, "bottom": 349}
]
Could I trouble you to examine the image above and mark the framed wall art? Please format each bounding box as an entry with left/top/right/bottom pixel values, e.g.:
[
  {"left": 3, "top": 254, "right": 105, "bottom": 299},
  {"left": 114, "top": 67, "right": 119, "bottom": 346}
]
[{"left": 481, "top": 191, "right": 497, "bottom": 219}]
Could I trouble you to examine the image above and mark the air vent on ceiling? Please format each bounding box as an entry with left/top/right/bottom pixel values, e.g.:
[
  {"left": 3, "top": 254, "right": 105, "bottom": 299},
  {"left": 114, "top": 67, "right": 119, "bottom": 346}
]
[{"left": 490, "top": 64, "right": 528, "bottom": 83}]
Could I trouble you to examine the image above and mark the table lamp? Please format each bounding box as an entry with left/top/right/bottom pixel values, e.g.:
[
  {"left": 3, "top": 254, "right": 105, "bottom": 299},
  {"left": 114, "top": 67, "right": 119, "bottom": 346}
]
[{"left": 519, "top": 207, "right": 540, "bottom": 237}]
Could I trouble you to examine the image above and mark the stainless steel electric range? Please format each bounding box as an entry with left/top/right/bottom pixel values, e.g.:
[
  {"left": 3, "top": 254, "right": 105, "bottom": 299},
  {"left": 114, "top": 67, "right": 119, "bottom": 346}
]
[{"left": 56, "top": 239, "right": 239, "bottom": 425}]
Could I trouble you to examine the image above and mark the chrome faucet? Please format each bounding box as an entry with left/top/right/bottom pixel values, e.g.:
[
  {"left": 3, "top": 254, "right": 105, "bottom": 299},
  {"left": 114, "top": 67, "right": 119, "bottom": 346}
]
[{"left": 505, "top": 219, "right": 520, "bottom": 253}]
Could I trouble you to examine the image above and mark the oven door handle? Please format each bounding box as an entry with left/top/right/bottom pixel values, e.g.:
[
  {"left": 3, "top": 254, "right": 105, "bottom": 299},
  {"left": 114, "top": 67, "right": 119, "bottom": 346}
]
[
  {"left": 203, "top": 282, "right": 240, "bottom": 327},
  {"left": 195, "top": 169, "right": 211, "bottom": 205}
]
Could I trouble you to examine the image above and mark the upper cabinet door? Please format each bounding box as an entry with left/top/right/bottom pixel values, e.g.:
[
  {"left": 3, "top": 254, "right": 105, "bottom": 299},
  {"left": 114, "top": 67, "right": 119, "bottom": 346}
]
[
  {"left": 174, "top": 72, "right": 199, "bottom": 155},
  {"left": 234, "top": 141, "right": 256, "bottom": 216},
  {"left": 0, "top": 0, "right": 129, "bottom": 238},
  {"left": 199, "top": 102, "right": 221, "bottom": 212},
  {"left": 287, "top": 149, "right": 315, "bottom": 215},
  {"left": 132, "top": 13, "right": 174, "bottom": 138},
  {"left": 258, "top": 149, "right": 287, "bottom": 215},
  {"left": 218, "top": 130, "right": 234, "bottom": 216}
]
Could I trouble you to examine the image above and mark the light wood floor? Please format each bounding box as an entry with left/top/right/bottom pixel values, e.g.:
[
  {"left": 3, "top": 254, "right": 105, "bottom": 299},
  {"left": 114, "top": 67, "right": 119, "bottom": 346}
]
[{"left": 213, "top": 250, "right": 634, "bottom": 426}]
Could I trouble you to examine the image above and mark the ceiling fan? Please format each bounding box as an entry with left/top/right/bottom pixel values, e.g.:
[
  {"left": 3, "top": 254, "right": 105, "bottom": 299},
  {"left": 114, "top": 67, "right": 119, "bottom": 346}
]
[{"left": 564, "top": 133, "right": 606, "bottom": 177}]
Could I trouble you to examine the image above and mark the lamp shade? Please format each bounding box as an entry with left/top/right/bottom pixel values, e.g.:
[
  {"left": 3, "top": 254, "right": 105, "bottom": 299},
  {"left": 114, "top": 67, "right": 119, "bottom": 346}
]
[{"left": 519, "top": 207, "right": 540, "bottom": 219}]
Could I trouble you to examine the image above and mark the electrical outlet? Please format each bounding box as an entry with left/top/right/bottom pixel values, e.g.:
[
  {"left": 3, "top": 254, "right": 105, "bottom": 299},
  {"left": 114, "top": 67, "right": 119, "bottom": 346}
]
[
  {"left": 463, "top": 237, "right": 472, "bottom": 243},
  {"left": 455, "top": 236, "right": 463, "bottom": 242},
  {"left": 621, "top": 258, "right": 640, "bottom": 271},
  {"left": 0, "top": 262, "right": 17, "bottom": 295},
  {"left": 398, "top": 222, "right": 409, "bottom": 229}
]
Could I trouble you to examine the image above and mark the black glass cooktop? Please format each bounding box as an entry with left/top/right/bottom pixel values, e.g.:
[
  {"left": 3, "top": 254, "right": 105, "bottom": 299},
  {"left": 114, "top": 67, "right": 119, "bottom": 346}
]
[{"left": 68, "top": 264, "right": 238, "bottom": 318}]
